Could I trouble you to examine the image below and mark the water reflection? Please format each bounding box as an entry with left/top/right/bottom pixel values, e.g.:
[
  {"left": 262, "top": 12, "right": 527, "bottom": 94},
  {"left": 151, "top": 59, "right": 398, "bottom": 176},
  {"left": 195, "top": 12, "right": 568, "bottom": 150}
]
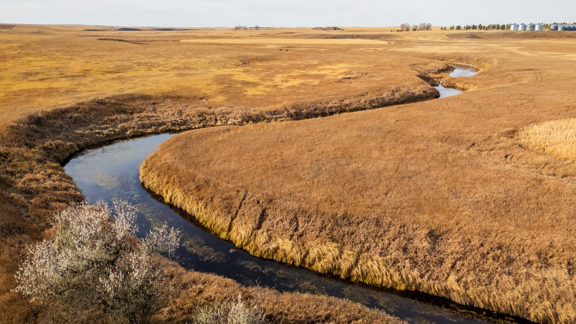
[
  {"left": 435, "top": 67, "right": 478, "bottom": 99},
  {"left": 436, "top": 82, "right": 462, "bottom": 98},
  {"left": 449, "top": 66, "right": 478, "bottom": 78}
]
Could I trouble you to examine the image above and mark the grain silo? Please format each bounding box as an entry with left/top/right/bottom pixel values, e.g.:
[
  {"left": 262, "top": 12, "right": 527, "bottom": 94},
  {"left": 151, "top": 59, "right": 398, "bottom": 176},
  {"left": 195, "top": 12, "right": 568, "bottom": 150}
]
[
  {"left": 559, "top": 25, "right": 565, "bottom": 31},
  {"left": 510, "top": 23, "right": 518, "bottom": 31},
  {"left": 535, "top": 24, "right": 544, "bottom": 31},
  {"left": 528, "top": 23, "right": 536, "bottom": 31},
  {"left": 519, "top": 23, "right": 527, "bottom": 31},
  {"left": 551, "top": 25, "right": 559, "bottom": 31}
]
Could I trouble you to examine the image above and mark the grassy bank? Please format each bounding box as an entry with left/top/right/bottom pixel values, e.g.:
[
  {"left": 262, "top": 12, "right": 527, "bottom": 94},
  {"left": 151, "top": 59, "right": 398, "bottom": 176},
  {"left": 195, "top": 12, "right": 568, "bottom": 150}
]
[
  {"left": 139, "top": 118, "right": 576, "bottom": 322},
  {"left": 2, "top": 91, "right": 432, "bottom": 322},
  {"left": 139, "top": 32, "right": 576, "bottom": 323}
]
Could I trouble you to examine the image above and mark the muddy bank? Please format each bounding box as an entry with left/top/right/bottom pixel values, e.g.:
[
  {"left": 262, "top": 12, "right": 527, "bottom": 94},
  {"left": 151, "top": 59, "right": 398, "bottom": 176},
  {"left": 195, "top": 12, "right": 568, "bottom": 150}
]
[{"left": 418, "top": 64, "right": 479, "bottom": 92}]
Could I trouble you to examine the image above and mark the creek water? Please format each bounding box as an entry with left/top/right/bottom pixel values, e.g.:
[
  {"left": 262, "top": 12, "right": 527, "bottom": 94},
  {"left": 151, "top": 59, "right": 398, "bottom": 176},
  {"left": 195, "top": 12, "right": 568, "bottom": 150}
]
[
  {"left": 449, "top": 66, "right": 478, "bottom": 78},
  {"left": 435, "top": 66, "right": 478, "bottom": 98},
  {"left": 64, "top": 67, "right": 496, "bottom": 324},
  {"left": 435, "top": 82, "right": 462, "bottom": 98}
]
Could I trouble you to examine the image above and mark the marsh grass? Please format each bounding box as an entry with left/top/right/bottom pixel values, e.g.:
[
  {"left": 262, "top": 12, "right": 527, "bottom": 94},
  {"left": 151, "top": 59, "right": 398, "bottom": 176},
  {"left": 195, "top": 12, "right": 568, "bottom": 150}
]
[
  {"left": 5, "top": 24, "right": 576, "bottom": 323},
  {"left": 519, "top": 118, "right": 576, "bottom": 162},
  {"left": 0, "top": 78, "right": 430, "bottom": 323},
  {"left": 140, "top": 73, "right": 576, "bottom": 323},
  {"left": 140, "top": 161, "right": 576, "bottom": 323}
]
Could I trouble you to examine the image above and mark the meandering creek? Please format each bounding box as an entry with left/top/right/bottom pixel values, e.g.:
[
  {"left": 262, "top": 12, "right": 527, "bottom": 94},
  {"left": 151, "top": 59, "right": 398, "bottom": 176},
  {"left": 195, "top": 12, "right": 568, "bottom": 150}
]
[
  {"left": 65, "top": 67, "right": 508, "bottom": 324},
  {"left": 434, "top": 65, "right": 477, "bottom": 98}
]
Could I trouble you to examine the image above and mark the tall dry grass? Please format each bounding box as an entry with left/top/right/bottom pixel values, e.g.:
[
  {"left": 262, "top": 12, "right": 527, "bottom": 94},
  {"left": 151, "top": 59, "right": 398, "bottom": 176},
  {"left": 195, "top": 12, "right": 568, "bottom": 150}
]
[
  {"left": 5, "top": 24, "right": 576, "bottom": 323},
  {"left": 0, "top": 74, "right": 435, "bottom": 322},
  {"left": 140, "top": 152, "right": 576, "bottom": 323},
  {"left": 519, "top": 118, "right": 576, "bottom": 162},
  {"left": 159, "top": 258, "right": 404, "bottom": 323},
  {"left": 139, "top": 43, "right": 576, "bottom": 322}
]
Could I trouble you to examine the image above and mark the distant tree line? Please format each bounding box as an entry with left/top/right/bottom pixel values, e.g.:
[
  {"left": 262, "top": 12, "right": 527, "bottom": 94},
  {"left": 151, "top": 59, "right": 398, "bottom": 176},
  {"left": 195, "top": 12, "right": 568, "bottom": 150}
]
[
  {"left": 445, "top": 24, "right": 509, "bottom": 31},
  {"left": 235, "top": 25, "right": 261, "bottom": 30},
  {"left": 399, "top": 23, "right": 432, "bottom": 32}
]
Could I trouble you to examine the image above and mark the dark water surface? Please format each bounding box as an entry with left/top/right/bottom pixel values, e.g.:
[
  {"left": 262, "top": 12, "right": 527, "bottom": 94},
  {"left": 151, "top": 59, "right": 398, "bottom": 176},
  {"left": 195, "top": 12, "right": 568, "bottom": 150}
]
[{"left": 64, "top": 67, "right": 500, "bottom": 324}]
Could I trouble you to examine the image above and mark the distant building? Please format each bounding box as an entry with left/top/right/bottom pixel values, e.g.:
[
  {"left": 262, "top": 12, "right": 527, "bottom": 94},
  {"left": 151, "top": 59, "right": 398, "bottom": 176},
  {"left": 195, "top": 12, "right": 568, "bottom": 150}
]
[
  {"left": 551, "top": 24, "right": 576, "bottom": 31},
  {"left": 500, "top": 22, "right": 572, "bottom": 32}
]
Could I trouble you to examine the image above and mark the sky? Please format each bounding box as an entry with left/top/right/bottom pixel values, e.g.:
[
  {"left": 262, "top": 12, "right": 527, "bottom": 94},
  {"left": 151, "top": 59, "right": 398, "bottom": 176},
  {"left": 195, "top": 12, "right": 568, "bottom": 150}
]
[{"left": 0, "top": 0, "right": 575, "bottom": 27}]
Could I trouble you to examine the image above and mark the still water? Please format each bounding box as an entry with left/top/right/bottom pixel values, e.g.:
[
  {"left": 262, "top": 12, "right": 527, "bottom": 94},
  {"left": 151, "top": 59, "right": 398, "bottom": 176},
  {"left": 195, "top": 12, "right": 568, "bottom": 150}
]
[
  {"left": 449, "top": 66, "right": 478, "bottom": 78},
  {"left": 435, "top": 66, "right": 478, "bottom": 98}
]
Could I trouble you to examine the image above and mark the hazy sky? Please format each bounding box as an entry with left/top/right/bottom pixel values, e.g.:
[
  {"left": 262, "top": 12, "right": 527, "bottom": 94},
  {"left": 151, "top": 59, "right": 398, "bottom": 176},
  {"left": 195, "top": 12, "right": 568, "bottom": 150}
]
[{"left": 1, "top": 0, "right": 575, "bottom": 27}]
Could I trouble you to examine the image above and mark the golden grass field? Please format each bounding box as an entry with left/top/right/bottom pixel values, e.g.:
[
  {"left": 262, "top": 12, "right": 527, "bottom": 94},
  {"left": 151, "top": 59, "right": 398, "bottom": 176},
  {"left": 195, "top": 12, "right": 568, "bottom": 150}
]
[
  {"left": 2, "top": 24, "right": 576, "bottom": 322},
  {"left": 0, "top": 25, "right": 438, "bottom": 126},
  {"left": 140, "top": 29, "right": 576, "bottom": 322}
]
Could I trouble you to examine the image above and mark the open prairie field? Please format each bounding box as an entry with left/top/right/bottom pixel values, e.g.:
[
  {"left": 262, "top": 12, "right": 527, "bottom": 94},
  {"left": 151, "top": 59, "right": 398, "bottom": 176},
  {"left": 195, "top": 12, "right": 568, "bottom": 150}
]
[
  {"left": 0, "top": 24, "right": 447, "bottom": 323},
  {"left": 0, "top": 25, "right": 440, "bottom": 127},
  {"left": 2, "top": 24, "right": 576, "bottom": 322},
  {"left": 140, "top": 30, "right": 576, "bottom": 322}
]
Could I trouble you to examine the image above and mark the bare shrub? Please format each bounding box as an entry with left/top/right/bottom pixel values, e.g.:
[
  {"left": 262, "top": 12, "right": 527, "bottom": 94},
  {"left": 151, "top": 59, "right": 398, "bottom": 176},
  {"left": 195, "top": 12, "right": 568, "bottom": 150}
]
[
  {"left": 193, "top": 294, "right": 267, "bottom": 324},
  {"left": 14, "top": 200, "right": 181, "bottom": 323},
  {"left": 144, "top": 223, "right": 181, "bottom": 258},
  {"left": 400, "top": 23, "right": 410, "bottom": 32}
]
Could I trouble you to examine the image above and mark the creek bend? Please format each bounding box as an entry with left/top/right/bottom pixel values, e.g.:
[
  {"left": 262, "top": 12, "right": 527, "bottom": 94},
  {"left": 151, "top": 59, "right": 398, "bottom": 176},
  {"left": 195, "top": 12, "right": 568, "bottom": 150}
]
[{"left": 65, "top": 67, "right": 510, "bottom": 323}]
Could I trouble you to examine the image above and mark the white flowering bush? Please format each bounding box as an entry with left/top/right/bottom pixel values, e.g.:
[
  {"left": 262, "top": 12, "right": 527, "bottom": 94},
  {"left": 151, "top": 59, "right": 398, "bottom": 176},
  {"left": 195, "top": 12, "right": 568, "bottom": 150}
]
[
  {"left": 193, "top": 294, "right": 267, "bottom": 324},
  {"left": 15, "top": 200, "right": 181, "bottom": 323}
]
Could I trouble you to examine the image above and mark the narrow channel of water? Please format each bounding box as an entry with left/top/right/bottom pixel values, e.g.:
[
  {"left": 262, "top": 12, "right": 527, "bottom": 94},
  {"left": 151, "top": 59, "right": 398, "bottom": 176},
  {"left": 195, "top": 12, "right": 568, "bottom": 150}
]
[
  {"left": 435, "top": 66, "right": 478, "bottom": 98},
  {"left": 65, "top": 67, "right": 498, "bottom": 324},
  {"left": 435, "top": 82, "right": 462, "bottom": 98}
]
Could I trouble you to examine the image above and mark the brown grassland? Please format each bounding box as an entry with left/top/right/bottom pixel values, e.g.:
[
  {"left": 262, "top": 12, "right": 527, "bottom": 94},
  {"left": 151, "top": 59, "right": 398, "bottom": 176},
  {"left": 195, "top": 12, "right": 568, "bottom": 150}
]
[
  {"left": 140, "top": 30, "right": 576, "bottom": 322},
  {"left": 1, "top": 24, "right": 576, "bottom": 322},
  {"left": 0, "top": 24, "right": 447, "bottom": 323}
]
